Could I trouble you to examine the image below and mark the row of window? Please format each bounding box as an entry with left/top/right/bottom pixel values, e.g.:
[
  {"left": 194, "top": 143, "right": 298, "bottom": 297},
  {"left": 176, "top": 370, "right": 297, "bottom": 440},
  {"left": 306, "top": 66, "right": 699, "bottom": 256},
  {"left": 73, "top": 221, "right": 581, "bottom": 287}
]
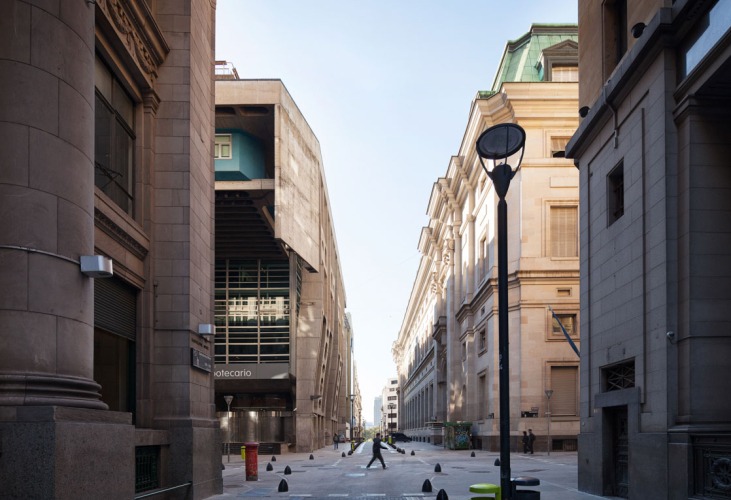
[
  {"left": 474, "top": 365, "right": 578, "bottom": 419},
  {"left": 214, "top": 259, "right": 291, "bottom": 364}
]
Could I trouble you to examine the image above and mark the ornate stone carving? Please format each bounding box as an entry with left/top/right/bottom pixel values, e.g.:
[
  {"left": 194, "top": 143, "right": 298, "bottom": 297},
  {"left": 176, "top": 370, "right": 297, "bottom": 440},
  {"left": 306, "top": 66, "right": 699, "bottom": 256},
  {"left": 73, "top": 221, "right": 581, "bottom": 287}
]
[{"left": 96, "top": 0, "right": 169, "bottom": 85}]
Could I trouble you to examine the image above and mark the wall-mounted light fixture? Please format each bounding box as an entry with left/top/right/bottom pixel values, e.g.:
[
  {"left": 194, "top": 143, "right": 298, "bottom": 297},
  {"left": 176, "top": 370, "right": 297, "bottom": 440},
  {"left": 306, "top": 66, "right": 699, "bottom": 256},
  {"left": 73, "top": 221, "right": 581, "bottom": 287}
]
[
  {"left": 310, "top": 395, "right": 322, "bottom": 400},
  {"left": 80, "top": 255, "right": 113, "bottom": 278},
  {"left": 198, "top": 324, "right": 214, "bottom": 336}
]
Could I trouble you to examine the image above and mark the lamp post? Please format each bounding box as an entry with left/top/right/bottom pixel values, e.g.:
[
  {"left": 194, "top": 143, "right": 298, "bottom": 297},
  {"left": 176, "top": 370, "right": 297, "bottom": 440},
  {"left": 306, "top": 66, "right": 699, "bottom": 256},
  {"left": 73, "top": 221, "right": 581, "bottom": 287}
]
[
  {"left": 349, "top": 394, "right": 355, "bottom": 448},
  {"left": 224, "top": 395, "right": 233, "bottom": 463},
  {"left": 476, "top": 123, "right": 526, "bottom": 500},
  {"left": 545, "top": 389, "right": 554, "bottom": 456}
]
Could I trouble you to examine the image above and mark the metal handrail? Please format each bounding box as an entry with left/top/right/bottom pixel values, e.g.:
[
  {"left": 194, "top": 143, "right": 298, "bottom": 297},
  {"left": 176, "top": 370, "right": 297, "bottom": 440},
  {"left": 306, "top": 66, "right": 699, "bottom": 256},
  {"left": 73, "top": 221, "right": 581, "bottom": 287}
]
[{"left": 134, "top": 481, "right": 192, "bottom": 499}]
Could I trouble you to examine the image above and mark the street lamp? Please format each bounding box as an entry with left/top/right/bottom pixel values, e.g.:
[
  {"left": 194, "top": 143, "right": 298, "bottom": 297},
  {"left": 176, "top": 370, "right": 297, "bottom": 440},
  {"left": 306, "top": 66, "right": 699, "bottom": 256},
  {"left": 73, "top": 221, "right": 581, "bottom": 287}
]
[
  {"left": 476, "top": 122, "right": 526, "bottom": 500},
  {"left": 545, "top": 389, "right": 554, "bottom": 456},
  {"left": 349, "top": 394, "right": 355, "bottom": 448},
  {"left": 224, "top": 395, "right": 233, "bottom": 463}
]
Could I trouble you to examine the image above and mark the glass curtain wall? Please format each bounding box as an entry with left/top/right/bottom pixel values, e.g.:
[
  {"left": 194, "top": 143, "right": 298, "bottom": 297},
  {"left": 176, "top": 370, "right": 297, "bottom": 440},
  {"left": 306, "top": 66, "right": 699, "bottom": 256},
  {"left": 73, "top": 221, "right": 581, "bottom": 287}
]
[{"left": 215, "top": 259, "right": 290, "bottom": 364}]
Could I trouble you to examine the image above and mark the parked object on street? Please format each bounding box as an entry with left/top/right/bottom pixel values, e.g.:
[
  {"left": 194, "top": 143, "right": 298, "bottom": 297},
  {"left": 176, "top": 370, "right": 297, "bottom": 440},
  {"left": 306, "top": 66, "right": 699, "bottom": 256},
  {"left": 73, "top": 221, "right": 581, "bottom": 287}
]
[{"left": 390, "top": 432, "right": 412, "bottom": 442}]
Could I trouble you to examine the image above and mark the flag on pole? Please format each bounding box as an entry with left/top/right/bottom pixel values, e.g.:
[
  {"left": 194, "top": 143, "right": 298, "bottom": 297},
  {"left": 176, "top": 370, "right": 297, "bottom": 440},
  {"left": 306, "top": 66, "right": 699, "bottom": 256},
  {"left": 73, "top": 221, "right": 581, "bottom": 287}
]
[{"left": 549, "top": 306, "right": 580, "bottom": 358}]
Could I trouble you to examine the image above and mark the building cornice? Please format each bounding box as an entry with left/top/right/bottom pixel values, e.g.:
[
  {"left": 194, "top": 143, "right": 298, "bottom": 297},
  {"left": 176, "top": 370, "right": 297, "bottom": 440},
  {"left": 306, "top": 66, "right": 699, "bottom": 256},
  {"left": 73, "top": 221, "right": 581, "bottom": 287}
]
[{"left": 95, "top": 0, "right": 169, "bottom": 87}]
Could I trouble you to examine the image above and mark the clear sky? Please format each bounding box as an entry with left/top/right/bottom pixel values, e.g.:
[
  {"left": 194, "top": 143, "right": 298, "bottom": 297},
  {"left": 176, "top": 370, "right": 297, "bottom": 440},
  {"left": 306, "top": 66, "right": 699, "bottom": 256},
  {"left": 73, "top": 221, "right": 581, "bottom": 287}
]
[{"left": 216, "top": 1, "right": 578, "bottom": 425}]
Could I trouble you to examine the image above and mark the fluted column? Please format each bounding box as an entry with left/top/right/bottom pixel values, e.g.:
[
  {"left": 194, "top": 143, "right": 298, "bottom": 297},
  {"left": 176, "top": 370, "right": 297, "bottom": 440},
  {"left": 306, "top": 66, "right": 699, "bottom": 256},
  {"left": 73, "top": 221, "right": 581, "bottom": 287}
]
[{"left": 0, "top": 0, "right": 104, "bottom": 409}]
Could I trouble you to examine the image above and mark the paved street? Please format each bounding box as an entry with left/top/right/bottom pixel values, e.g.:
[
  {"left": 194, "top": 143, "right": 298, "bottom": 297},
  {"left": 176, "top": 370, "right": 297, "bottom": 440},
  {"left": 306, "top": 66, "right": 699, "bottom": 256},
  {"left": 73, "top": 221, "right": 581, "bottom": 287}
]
[{"left": 207, "top": 440, "right": 605, "bottom": 500}]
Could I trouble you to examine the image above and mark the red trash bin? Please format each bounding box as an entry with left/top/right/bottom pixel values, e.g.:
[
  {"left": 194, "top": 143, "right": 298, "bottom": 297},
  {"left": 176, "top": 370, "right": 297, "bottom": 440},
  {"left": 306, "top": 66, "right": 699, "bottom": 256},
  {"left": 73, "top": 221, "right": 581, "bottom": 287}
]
[{"left": 244, "top": 442, "right": 259, "bottom": 481}]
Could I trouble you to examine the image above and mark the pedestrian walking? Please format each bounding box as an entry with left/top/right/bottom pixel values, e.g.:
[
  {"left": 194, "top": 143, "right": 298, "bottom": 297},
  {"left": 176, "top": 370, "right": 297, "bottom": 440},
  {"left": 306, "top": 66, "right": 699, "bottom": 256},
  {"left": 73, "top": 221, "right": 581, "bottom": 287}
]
[
  {"left": 366, "top": 432, "right": 388, "bottom": 469},
  {"left": 333, "top": 434, "right": 339, "bottom": 450},
  {"left": 528, "top": 429, "right": 536, "bottom": 454},
  {"left": 522, "top": 431, "right": 529, "bottom": 454}
]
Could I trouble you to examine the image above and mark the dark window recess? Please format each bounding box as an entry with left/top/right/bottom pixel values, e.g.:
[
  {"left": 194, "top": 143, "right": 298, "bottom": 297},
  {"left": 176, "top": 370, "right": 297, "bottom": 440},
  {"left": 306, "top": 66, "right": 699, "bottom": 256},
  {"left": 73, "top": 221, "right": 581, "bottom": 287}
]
[
  {"left": 603, "top": 0, "right": 628, "bottom": 79},
  {"left": 607, "top": 161, "right": 625, "bottom": 226},
  {"left": 604, "top": 361, "right": 635, "bottom": 392},
  {"left": 135, "top": 446, "right": 160, "bottom": 493}
]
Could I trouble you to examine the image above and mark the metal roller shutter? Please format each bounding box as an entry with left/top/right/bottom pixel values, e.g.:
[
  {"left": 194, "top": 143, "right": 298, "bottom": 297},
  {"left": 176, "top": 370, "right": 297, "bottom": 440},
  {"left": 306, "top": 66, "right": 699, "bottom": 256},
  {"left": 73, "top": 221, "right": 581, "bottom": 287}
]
[
  {"left": 94, "top": 277, "right": 137, "bottom": 340},
  {"left": 551, "top": 366, "right": 578, "bottom": 416}
]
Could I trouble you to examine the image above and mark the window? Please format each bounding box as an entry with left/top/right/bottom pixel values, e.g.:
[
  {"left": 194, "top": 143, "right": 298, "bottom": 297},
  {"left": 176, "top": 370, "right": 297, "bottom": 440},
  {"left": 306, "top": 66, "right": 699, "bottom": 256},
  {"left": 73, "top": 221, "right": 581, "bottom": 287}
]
[
  {"left": 551, "top": 65, "right": 579, "bottom": 82},
  {"left": 215, "top": 134, "right": 233, "bottom": 159},
  {"left": 461, "top": 342, "right": 467, "bottom": 361},
  {"left": 215, "top": 259, "right": 290, "bottom": 364},
  {"left": 95, "top": 56, "right": 135, "bottom": 215},
  {"left": 607, "top": 161, "right": 624, "bottom": 226},
  {"left": 680, "top": 0, "right": 731, "bottom": 78},
  {"left": 478, "top": 329, "right": 487, "bottom": 353},
  {"left": 387, "top": 396, "right": 397, "bottom": 401},
  {"left": 479, "top": 236, "right": 488, "bottom": 280},
  {"left": 550, "top": 206, "right": 578, "bottom": 257},
  {"left": 604, "top": 360, "right": 635, "bottom": 392},
  {"left": 550, "top": 366, "right": 578, "bottom": 416},
  {"left": 552, "top": 313, "right": 577, "bottom": 339},
  {"left": 603, "top": 0, "right": 628, "bottom": 79},
  {"left": 478, "top": 374, "right": 487, "bottom": 420}
]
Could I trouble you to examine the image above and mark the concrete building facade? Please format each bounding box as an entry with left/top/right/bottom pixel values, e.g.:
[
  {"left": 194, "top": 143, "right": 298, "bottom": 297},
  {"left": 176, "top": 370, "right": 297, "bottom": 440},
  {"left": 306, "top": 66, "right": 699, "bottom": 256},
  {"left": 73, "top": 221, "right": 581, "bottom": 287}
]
[
  {"left": 0, "top": 1, "right": 221, "bottom": 498},
  {"left": 213, "top": 73, "right": 353, "bottom": 454},
  {"left": 393, "top": 25, "right": 581, "bottom": 452},
  {"left": 567, "top": 0, "right": 731, "bottom": 498}
]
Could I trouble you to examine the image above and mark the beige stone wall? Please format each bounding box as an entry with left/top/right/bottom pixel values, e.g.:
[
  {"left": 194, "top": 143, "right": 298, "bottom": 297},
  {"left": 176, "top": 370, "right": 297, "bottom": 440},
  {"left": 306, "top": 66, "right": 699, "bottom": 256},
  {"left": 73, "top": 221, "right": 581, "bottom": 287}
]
[{"left": 395, "top": 65, "right": 579, "bottom": 451}]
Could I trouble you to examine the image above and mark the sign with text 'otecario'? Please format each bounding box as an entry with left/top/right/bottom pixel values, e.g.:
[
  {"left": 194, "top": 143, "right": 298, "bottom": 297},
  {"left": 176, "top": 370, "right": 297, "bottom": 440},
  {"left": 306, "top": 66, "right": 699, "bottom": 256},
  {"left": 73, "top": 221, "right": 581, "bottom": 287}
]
[{"left": 214, "top": 364, "right": 290, "bottom": 380}]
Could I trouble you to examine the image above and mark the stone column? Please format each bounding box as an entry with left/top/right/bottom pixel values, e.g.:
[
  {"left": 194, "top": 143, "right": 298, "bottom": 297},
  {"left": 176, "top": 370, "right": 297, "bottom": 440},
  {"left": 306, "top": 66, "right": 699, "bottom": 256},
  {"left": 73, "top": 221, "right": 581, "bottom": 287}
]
[
  {"left": 0, "top": 0, "right": 104, "bottom": 411},
  {"left": 0, "top": 3, "right": 135, "bottom": 498}
]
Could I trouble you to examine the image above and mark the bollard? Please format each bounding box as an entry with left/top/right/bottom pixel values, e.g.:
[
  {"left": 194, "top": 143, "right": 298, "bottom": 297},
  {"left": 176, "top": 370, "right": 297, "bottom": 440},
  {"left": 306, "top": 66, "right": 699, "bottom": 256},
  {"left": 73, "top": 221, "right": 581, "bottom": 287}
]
[
  {"left": 471, "top": 451, "right": 476, "bottom": 457},
  {"left": 436, "top": 489, "right": 449, "bottom": 500},
  {"left": 244, "top": 442, "right": 259, "bottom": 481},
  {"left": 309, "top": 454, "right": 314, "bottom": 460},
  {"left": 422, "top": 479, "right": 433, "bottom": 492},
  {"left": 411, "top": 450, "right": 415, "bottom": 456},
  {"left": 494, "top": 458, "right": 501, "bottom": 466},
  {"left": 434, "top": 463, "right": 442, "bottom": 473},
  {"left": 271, "top": 456, "right": 276, "bottom": 462},
  {"left": 266, "top": 462, "right": 273, "bottom": 471},
  {"left": 278, "top": 479, "right": 289, "bottom": 492},
  {"left": 284, "top": 465, "right": 292, "bottom": 475},
  {"left": 342, "top": 452, "right": 346, "bottom": 458},
  {"left": 241, "top": 445, "right": 246, "bottom": 460}
]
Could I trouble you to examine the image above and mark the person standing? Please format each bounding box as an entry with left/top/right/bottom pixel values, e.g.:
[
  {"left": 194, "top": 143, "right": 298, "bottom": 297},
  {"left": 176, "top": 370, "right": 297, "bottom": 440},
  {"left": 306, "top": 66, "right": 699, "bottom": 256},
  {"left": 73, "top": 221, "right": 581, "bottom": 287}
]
[
  {"left": 366, "top": 432, "right": 389, "bottom": 469},
  {"left": 333, "top": 434, "right": 339, "bottom": 450},
  {"left": 528, "top": 429, "right": 536, "bottom": 454},
  {"left": 522, "top": 431, "right": 529, "bottom": 454}
]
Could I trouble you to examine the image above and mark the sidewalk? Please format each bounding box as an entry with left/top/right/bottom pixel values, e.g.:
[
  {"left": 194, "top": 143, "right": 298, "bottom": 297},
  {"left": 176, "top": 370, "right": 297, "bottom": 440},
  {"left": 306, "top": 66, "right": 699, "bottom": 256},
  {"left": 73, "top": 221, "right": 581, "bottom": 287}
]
[{"left": 208, "top": 441, "right": 605, "bottom": 499}]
